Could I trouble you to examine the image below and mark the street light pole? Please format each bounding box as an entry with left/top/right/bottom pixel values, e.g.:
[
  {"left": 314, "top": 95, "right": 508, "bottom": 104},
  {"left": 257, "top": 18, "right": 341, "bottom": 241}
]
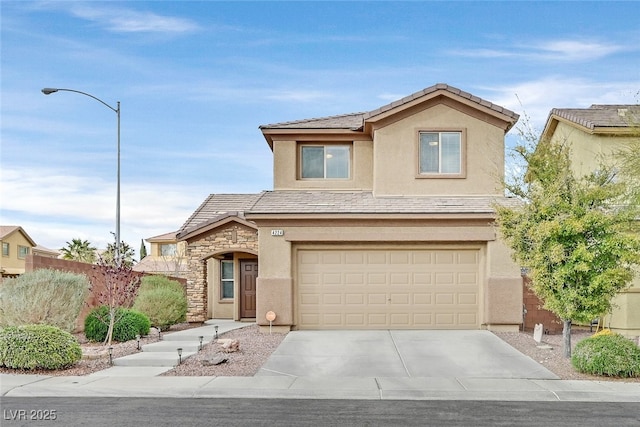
[{"left": 41, "top": 87, "right": 121, "bottom": 265}]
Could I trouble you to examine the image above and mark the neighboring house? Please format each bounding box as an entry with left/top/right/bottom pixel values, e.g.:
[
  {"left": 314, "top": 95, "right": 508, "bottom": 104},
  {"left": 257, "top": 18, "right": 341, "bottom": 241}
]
[
  {"left": 0, "top": 225, "right": 58, "bottom": 278},
  {"left": 180, "top": 83, "right": 525, "bottom": 332},
  {"left": 541, "top": 104, "right": 640, "bottom": 337},
  {"left": 133, "top": 231, "right": 188, "bottom": 278}
]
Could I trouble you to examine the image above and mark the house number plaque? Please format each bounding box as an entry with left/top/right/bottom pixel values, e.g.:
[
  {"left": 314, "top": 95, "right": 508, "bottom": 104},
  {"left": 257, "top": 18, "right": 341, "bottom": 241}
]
[{"left": 270, "top": 229, "right": 284, "bottom": 236}]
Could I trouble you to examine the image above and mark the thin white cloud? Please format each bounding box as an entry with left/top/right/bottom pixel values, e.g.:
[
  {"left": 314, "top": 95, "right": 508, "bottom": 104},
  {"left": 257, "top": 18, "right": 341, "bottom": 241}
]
[
  {"left": 481, "top": 77, "right": 640, "bottom": 132},
  {"left": 454, "top": 38, "right": 625, "bottom": 62},
  {"left": 67, "top": 3, "right": 201, "bottom": 34},
  {"left": 0, "top": 166, "right": 206, "bottom": 252}
]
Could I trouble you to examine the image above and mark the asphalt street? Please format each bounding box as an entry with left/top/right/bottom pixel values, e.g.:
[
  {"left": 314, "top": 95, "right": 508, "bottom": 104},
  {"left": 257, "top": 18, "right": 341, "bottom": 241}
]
[{"left": 2, "top": 398, "right": 639, "bottom": 427}]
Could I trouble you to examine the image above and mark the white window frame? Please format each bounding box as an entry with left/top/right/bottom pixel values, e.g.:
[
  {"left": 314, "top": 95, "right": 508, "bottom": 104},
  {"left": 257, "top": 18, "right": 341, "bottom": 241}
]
[
  {"left": 220, "top": 260, "right": 234, "bottom": 300},
  {"left": 299, "top": 144, "right": 351, "bottom": 179}
]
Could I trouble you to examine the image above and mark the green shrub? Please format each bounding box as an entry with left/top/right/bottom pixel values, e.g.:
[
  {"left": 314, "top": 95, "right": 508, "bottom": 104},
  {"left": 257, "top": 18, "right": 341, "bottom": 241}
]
[
  {"left": 114, "top": 309, "right": 150, "bottom": 341},
  {"left": 139, "top": 275, "right": 185, "bottom": 294},
  {"left": 572, "top": 333, "right": 640, "bottom": 378},
  {"left": 84, "top": 305, "right": 111, "bottom": 342},
  {"left": 0, "top": 269, "right": 89, "bottom": 332},
  {"left": 84, "top": 305, "right": 151, "bottom": 342},
  {"left": 133, "top": 287, "right": 187, "bottom": 331},
  {"left": 0, "top": 324, "right": 81, "bottom": 370}
]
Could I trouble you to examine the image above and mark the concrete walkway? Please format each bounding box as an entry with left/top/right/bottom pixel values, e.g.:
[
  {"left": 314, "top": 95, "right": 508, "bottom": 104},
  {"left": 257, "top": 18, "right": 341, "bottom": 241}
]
[
  {"left": 90, "top": 319, "right": 250, "bottom": 377},
  {"left": 1, "top": 322, "right": 639, "bottom": 402}
]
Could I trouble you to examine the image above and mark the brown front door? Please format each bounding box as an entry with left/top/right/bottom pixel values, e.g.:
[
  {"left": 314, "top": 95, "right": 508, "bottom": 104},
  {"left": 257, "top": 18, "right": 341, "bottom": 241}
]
[{"left": 240, "top": 260, "right": 257, "bottom": 318}]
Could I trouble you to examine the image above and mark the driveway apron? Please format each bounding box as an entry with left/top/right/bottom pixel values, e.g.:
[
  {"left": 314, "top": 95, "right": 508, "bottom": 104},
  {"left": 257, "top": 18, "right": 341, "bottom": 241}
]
[{"left": 256, "top": 330, "right": 558, "bottom": 380}]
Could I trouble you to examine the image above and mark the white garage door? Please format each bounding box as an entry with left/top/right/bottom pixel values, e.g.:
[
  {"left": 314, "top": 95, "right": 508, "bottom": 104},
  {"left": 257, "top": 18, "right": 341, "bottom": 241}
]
[{"left": 297, "top": 248, "right": 480, "bottom": 329}]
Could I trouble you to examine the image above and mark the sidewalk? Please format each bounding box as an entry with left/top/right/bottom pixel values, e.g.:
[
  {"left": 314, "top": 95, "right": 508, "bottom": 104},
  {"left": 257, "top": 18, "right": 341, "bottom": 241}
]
[{"left": 1, "top": 320, "right": 639, "bottom": 402}]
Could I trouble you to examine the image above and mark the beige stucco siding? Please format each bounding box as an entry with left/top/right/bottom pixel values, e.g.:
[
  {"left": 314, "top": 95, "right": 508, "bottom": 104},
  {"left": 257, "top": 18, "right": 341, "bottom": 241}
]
[
  {"left": 254, "top": 220, "right": 522, "bottom": 331},
  {"left": 372, "top": 104, "right": 505, "bottom": 196},
  {"left": 272, "top": 139, "right": 373, "bottom": 191},
  {"left": 550, "top": 121, "right": 634, "bottom": 177}
]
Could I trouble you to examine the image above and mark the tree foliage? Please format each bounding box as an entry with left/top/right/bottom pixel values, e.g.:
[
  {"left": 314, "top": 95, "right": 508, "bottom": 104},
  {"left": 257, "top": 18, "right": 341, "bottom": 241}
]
[
  {"left": 495, "top": 128, "right": 640, "bottom": 358},
  {"left": 61, "top": 238, "right": 97, "bottom": 264},
  {"left": 139, "top": 239, "right": 148, "bottom": 259},
  {"left": 102, "top": 236, "right": 136, "bottom": 268}
]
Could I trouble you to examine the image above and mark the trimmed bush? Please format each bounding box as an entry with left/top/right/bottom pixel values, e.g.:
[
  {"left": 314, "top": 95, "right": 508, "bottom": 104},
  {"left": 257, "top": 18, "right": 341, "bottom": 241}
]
[
  {"left": 133, "top": 286, "right": 187, "bottom": 331},
  {"left": 0, "top": 269, "right": 89, "bottom": 332},
  {"left": 0, "top": 324, "right": 82, "bottom": 370},
  {"left": 572, "top": 333, "right": 640, "bottom": 378},
  {"left": 84, "top": 305, "right": 151, "bottom": 342},
  {"left": 114, "top": 309, "right": 150, "bottom": 341}
]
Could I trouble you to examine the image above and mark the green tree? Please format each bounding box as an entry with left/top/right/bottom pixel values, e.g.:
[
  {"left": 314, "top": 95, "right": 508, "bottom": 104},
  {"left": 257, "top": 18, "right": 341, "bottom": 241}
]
[
  {"left": 61, "top": 238, "right": 97, "bottom": 264},
  {"left": 102, "top": 234, "right": 136, "bottom": 268},
  {"left": 495, "top": 135, "right": 640, "bottom": 358},
  {"left": 139, "top": 239, "right": 148, "bottom": 259}
]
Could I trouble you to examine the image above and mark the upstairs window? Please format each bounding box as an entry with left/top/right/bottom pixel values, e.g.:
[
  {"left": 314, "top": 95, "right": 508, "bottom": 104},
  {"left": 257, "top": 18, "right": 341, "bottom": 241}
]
[
  {"left": 2, "top": 242, "right": 9, "bottom": 257},
  {"left": 160, "top": 243, "right": 177, "bottom": 257},
  {"left": 419, "top": 131, "right": 463, "bottom": 176},
  {"left": 18, "top": 245, "right": 30, "bottom": 259},
  {"left": 300, "top": 144, "right": 350, "bottom": 179}
]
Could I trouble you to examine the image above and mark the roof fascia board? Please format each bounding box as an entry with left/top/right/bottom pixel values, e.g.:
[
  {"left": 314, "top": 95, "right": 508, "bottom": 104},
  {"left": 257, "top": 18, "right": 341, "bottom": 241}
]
[
  {"left": 262, "top": 128, "right": 367, "bottom": 148},
  {"left": 364, "top": 90, "right": 518, "bottom": 134}
]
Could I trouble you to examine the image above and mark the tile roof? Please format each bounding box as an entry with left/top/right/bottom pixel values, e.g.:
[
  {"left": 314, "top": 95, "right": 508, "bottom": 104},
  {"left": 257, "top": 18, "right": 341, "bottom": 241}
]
[
  {"left": 260, "top": 83, "right": 519, "bottom": 130},
  {"left": 550, "top": 104, "right": 640, "bottom": 130},
  {"left": 146, "top": 231, "right": 178, "bottom": 242},
  {"left": 176, "top": 193, "right": 264, "bottom": 237},
  {"left": 247, "top": 191, "right": 520, "bottom": 215}
]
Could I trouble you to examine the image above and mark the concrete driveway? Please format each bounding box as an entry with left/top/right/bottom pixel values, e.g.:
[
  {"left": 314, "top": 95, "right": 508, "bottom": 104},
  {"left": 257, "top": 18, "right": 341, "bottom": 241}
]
[{"left": 256, "top": 330, "right": 558, "bottom": 379}]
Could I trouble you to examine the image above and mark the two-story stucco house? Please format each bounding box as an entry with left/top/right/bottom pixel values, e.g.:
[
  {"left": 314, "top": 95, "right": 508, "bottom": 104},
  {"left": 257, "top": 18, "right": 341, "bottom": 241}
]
[
  {"left": 541, "top": 104, "right": 640, "bottom": 337},
  {"left": 0, "top": 225, "right": 59, "bottom": 278},
  {"left": 179, "top": 83, "right": 525, "bottom": 332}
]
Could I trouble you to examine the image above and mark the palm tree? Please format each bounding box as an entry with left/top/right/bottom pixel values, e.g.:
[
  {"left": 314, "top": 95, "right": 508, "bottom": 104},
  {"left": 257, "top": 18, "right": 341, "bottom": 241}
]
[{"left": 61, "top": 238, "right": 97, "bottom": 264}]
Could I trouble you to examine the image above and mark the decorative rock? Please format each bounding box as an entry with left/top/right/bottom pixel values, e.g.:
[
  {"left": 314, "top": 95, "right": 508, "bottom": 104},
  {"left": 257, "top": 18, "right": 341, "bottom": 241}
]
[
  {"left": 202, "top": 355, "right": 228, "bottom": 366},
  {"left": 219, "top": 339, "right": 240, "bottom": 353}
]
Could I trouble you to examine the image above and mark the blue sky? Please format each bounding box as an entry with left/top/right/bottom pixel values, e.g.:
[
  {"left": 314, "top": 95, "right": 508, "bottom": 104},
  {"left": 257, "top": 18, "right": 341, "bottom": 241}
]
[{"left": 2, "top": 1, "right": 639, "bottom": 255}]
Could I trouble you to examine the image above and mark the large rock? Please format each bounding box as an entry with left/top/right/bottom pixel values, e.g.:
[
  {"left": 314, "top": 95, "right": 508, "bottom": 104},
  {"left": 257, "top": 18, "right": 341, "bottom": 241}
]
[{"left": 202, "top": 354, "right": 228, "bottom": 366}]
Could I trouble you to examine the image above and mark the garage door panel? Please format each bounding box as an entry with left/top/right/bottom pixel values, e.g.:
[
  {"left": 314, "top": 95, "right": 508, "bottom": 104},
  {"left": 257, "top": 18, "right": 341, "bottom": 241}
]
[{"left": 297, "top": 249, "right": 480, "bottom": 329}]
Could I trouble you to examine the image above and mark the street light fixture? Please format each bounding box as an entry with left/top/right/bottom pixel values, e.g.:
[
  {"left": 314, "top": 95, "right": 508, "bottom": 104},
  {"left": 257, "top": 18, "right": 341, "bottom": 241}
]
[{"left": 41, "top": 87, "right": 122, "bottom": 264}]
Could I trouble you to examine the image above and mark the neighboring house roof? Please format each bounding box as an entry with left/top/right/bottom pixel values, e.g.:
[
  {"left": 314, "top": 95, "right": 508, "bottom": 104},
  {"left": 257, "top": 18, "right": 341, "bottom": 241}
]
[
  {"left": 33, "top": 245, "right": 60, "bottom": 257},
  {"left": 543, "top": 104, "right": 640, "bottom": 136},
  {"left": 260, "top": 83, "right": 520, "bottom": 146},
  {"left": 0, "top": 225, "right": 37, "bottom": 247},
  {"left": 146, "top": 231, "right": 178, "bottom": 242},
  {"left": 176, "top": 193, "right": 264, "bottom": 240},
  {"left": 133, "top": 256, "right": 188, "bottom": 274},
  {"left": 247, "top": 191, "right": 520, "bottom": 216}
]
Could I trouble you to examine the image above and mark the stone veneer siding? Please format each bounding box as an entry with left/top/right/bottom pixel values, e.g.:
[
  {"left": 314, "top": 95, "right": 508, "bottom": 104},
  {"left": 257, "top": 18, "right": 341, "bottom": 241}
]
[{"left": 184, "top": 224, "right": 258, "bottom": 322}]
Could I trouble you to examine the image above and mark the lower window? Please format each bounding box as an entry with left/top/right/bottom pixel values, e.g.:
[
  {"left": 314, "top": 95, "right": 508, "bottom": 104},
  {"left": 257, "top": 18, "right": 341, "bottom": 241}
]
[{"left": 221, "top": 260, "right": 234, "bottom": 299}]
